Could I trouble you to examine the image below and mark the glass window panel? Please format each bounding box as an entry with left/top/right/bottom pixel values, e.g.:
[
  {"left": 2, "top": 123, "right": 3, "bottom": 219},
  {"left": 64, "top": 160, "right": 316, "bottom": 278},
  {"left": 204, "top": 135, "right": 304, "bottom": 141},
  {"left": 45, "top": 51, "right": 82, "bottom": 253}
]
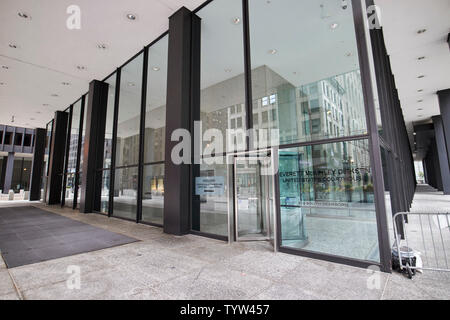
[
  {"left": 64, "top": 173, "right": 75, "bottom": 208},
  {"left": 142, "top": 164, "right": 164, "bottom": 225},
  {"left": 116, "top": 54, "right": 143, "bottom": 167},
  {"left": 103, "top": 75, "right": 116, "bottom": 169},
  {"left": 113, "top": 166, "right": 138, "bottom": 220},
  {"left": 67, "top": 100, "right": 81, "bottom": 173},
  {"left": 100, "top": 170, "right": 110, "bottom": 214},
  {"left": 193, "top": 157, "right": 230, "bottom": 237},
  {"left": 76, "top": 172, "right": 82, "bottom": 209},
  {"left": 198, "top": 0, "right": 246, "bottom": 153},
  {"left": 11, "top": 157, "right": 32, "bottom": 192},
  {"left": 249, "top": 0, "right": 368, "bottom": 147},
  {"left": 278, "top": 139, "right": 379, "bottom": 262},
  {"left": 144, "top": 36, "right": 168, "bottom": 164}
]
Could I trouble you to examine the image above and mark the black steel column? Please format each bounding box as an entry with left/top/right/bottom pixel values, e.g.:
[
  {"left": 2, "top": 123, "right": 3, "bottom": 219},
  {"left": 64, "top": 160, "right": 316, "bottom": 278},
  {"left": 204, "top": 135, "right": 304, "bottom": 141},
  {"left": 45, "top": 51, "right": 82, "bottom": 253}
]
[
  {"left": 437, "top": 89, "right": 450, "bottom": 170},
  {"left": 79, "top": 80, "right": 109, "bottom": 213},
  {"left": 164, "top": 7, "right": 200, "bottom": 235},
  {"left": 0, "top": 157, "right": 6, "bottom": 190},
  {"left": 29, "top": 128, "right": 46, "bottom": 201},
  {"left": 46, "top": 111, "right": 69, "bottom": 204},
  {"left": 2, "top": 152, "right": 15, "bottom": 194},
  {"left": 432, "top": 116, "right": 450, "bottom": 194}
]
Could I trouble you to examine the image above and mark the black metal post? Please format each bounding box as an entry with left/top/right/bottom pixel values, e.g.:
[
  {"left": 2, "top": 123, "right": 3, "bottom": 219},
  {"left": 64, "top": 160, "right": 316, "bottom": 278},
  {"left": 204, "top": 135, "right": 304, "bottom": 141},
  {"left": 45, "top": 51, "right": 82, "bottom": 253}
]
[
  {"left": 109, "top": 69, "right": 121, "bottom": 217},
  {"left": 242, "top": 0, "right": 254, "bottom": 150},
  {"left": 2, "top": 152, "right": 15, "bottom": 194},
  {"left": 73, "top": 96, "right": 85, "bottom": 209},
  {"left": 432, "top": 116, "right": 450, "bottom": 194},
  {"left": 353, "top": 0, "right": 391, "bottom": 272},
  {"left": 46, "top": 111, "right": 69, "bottom": 204},
  {"left": 164, "top": 7, "right": 200, "bottom": 235},
  {"left": 79, "top": 80, "right": 109, "bottom": 213},
  {"left": 29, "top": 128, "right": 46, "bottom": 201}
]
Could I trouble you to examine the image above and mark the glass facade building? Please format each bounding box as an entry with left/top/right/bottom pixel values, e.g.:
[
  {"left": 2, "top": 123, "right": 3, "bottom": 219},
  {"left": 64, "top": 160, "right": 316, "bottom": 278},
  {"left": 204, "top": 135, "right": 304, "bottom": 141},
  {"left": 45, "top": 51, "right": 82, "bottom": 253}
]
[{"left": 39, "top": 0, "right": 404, "bottom": 272}]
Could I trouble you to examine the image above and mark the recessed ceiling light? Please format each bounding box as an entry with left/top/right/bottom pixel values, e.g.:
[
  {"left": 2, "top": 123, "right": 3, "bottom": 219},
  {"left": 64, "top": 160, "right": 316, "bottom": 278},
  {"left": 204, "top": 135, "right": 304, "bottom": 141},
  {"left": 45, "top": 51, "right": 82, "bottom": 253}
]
[
  {"left": 413, "top": 132, "right": 417, "bottom": 136},
  {"left": 61, "top": 82, "right": 70, "bottom": 86},
  {"left": 42, "top": 104, "right": 49, "bottom": 106},
  {"left": 1, "top": 65, "right": 8, "bottom": 69},
  {"left": 126, "top": 13, "right": 137, "bottom": 21},
  {"left": 18, "top": 12, "right": 30, "bottom": 19},
  {"left": 417, "top": 75, "right": 425, "bottom": 79},
  {"left": 76, "top": 65, "right": 86, "bottom": 70},
  {"left": 417, "top": 56, "right": 426, "bottom": 61},
  {"left": 330, "top": 23, "right": 339, "bottom": 30},
  {"left": 128, "top": 82, "right": 135, "bottom": 86},
  {"left": 417, "top": 29, "right": 427, "bottom": 34},
  {"left": 232, "top": 17, "right": 241, "bottom": 25},
  {"left": 152, "top": 66, "right": 160, "bottom": 71},
  {"left": 417, "top": 89, "right": 424, "bottom": 92},
  {"left": 51, "top": 94, "right": 59, "bottom": 97},
  {"left": 97, "top": 43, "right": 108, "bottom": 50},
  {"left": 417, "top": 108, "right": 423, "bottom": 111},
  {"left": 9, "top": 44, "right": 17, "bottom": 49},
  {"left": 268, "top": 49, "right": 278, "bottom": 55}
]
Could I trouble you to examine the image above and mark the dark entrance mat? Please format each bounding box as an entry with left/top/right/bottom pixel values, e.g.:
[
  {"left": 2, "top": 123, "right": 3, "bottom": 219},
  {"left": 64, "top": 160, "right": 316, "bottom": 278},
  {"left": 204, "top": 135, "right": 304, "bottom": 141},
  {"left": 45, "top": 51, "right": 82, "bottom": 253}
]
[{"left": 0, "top": 206, "right": 138, "bottom": 268}]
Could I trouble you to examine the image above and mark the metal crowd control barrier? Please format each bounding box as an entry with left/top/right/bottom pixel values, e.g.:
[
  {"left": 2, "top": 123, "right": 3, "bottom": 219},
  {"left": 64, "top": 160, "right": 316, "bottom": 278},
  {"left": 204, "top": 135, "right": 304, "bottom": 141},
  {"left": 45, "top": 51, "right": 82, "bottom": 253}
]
[{"left": 393, "top": 211, "right": 450, "bottom": 278}]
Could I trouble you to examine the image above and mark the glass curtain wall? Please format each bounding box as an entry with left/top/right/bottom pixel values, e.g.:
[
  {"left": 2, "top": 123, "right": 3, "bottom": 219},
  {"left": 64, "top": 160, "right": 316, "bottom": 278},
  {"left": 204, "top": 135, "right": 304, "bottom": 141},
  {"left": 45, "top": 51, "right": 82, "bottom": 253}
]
[
  {"left": 248, "top": 0, "right": 380, "bottom": 262},
  {"left": 112, "top": 53, "right": 143, "bottom": 220},
  {"left": 191, "top": 0, "right": 246, "bottom": 237},
  {"left": 141, "top": 36, "right": 168, "bottom": 225},
  {"left": 188, "top": 0, "right": 381, "bottom": 262}
]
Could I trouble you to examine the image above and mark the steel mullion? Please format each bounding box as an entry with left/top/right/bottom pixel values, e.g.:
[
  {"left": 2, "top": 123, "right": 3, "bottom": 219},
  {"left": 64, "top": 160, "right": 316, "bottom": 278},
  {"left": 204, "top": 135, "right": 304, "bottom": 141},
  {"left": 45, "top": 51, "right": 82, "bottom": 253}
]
[
  {"left": 352, "top": 0, "right": 391, "bottom": 273},
  {"left": 242, "top": 0, "right": 254, "bottom": 151},
  {"left": 109, "top": 68, "right": 121, "bottom": 218},
  {"left": 137, "top": 46, "right": 149, "bottom": 223},
  {"left": 73, "top": 96, "right": 85, "bottom": 210}
]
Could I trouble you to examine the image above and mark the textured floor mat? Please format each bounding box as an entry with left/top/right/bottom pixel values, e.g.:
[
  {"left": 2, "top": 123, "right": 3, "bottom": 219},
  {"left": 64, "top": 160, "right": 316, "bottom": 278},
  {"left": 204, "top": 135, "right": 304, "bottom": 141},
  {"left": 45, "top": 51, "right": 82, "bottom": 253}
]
[{"left": 0, "top": 206, "right": 137, "bottom": 268}]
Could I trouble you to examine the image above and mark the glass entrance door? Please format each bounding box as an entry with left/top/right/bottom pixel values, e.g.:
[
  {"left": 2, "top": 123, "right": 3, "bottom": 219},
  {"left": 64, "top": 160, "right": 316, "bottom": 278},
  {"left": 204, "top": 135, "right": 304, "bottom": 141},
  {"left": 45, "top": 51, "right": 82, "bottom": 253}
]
[{"left": 233, "top": 153, "right": 276, "bottom": 246}]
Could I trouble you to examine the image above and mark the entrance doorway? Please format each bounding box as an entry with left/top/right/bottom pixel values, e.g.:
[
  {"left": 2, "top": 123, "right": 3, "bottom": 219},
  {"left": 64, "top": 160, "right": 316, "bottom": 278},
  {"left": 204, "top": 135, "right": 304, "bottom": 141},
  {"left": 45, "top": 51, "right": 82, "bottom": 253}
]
[{"left": 229, "top": 150, "right": 278, "bottom": 251}]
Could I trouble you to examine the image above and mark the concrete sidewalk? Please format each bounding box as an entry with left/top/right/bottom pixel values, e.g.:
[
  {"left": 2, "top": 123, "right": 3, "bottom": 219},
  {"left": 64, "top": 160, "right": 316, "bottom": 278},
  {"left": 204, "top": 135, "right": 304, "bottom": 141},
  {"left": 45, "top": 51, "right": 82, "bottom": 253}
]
[{"left": 1, "top": 200, "right": 449, "bottom": 300}]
